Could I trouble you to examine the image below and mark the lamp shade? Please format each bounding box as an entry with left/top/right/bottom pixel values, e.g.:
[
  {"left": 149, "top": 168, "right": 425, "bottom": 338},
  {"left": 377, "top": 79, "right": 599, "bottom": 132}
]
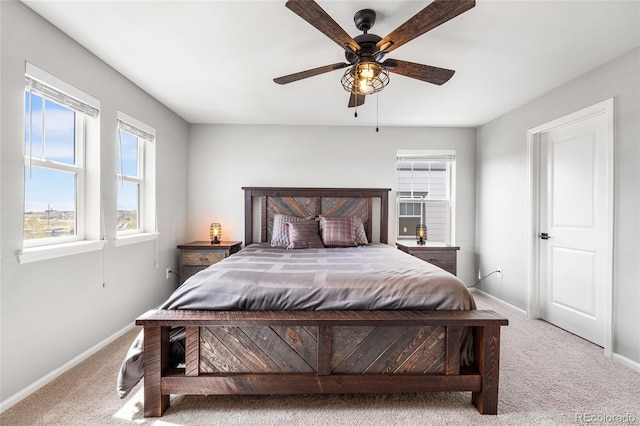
[
  {"left": 416, "top": 224, "right": 427, "bottom": 245},
  {"left": 210, "top": 223, "right": 222, "bottom": 244}
]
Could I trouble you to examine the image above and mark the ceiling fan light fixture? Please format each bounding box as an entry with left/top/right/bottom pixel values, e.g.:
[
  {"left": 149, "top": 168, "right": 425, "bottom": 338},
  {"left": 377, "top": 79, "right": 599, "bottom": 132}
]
[{"left": 340, "top": 59, "right": 389, "bottom": 96}]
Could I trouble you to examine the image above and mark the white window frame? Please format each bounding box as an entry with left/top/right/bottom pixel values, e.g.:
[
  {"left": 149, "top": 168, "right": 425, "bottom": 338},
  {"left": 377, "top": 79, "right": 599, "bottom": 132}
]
[
  {"left": 116, "top": 123, "right": 145, "bottom": 236},
  {"left": 19, "top": 63, "right": 104, "bottom": 263},
  {"left": 396, "top": 150, "right": 456, "bottom": 245},
  {"left": 114, "top": 111, "right": 157, "bottom": 246},
  {"left": 23, "top": 102, "right": 85, "bottom": 247}
]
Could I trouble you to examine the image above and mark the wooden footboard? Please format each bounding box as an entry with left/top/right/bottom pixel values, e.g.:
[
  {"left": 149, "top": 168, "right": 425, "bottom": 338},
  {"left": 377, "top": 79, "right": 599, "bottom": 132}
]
[{"left": 136, "top": 309, "right": 508, "bottom": 417}]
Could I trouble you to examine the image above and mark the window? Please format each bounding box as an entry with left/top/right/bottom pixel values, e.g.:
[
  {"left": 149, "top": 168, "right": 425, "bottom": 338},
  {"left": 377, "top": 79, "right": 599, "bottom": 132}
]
[
  {"left": 23, "top": 64, "right": 100, "bottom": 249},
  {"left": 116, "top": 111, "right": 156, "bottom": 241},
  {"left": 396, "top": 150, "right": 455, "bottom": 244}
]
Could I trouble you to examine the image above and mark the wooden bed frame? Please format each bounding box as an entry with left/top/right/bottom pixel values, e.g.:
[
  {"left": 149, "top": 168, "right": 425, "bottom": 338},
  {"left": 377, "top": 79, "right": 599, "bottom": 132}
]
[{"left": 136, "top": 187, "right": 508, "bottom": 417}]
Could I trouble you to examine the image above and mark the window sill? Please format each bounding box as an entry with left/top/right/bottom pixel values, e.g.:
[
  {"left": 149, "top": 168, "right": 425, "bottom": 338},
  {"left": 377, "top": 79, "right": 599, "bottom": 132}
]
[
  {"left": 18, "top": 240, "right": 107, "bottom": 264},
  {"left": 113, "top": 232, "right": 159, "bottom": 247}
]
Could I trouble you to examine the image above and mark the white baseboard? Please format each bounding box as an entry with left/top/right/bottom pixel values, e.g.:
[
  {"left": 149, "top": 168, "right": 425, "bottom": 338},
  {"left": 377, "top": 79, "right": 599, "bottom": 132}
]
[
  {"left": 469, "top": 288, "right": 527, "bottom": 315},
  {"left": 470, "top": 289, "right": 640, "bottom": 373},
  {"left": 612, "top": 353, "right": 640, "bottom": 373},
  {"left": 0, "top": 322, "right": 135, "bottom": 414}
]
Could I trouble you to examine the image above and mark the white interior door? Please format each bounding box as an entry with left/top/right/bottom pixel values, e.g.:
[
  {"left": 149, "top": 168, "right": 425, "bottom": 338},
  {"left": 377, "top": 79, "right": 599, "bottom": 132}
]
[{"left": 537, "top": 104, "right": 613, "bottom": 348}]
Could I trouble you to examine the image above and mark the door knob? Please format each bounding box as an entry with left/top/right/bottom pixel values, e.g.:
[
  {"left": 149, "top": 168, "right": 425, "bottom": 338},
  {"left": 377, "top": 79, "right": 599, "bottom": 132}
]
[{"left": 539, "top": 233, "right": 551, "bottom": 240}]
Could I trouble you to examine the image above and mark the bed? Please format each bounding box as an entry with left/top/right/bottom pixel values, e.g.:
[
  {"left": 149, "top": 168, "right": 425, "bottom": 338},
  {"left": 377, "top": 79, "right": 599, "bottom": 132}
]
[{"left": 120, "top": 187, "right": 508, "bottom": 416}]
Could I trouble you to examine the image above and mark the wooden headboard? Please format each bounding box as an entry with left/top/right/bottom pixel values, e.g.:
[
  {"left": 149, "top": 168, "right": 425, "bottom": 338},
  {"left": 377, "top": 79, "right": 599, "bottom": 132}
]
[{"left": 242, "top": 187, "right": 391, "bottom": 245}]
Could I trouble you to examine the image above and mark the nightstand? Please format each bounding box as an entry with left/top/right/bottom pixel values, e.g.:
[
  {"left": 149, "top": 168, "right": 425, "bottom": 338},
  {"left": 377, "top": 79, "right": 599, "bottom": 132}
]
[
  {"left": 396, "top": 241, "right": 460, "bottom": 276},
  {"left": 177, "top": 241, "right": 242, "bottom": 284}
]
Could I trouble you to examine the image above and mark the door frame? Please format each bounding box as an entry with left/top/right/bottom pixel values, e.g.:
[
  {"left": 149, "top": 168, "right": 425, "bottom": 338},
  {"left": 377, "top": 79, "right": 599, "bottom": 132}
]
[{"left": 526, "top": 98, "right": 614, "bottom": 357}]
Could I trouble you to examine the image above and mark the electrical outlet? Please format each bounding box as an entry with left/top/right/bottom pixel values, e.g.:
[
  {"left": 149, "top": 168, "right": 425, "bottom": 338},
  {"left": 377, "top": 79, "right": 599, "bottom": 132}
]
[
  {"left": 165, "top": 267, "right": 172, "bottom": 280},
  {"left": 497, "top": 268, "right": 503, "bottom": 279}
]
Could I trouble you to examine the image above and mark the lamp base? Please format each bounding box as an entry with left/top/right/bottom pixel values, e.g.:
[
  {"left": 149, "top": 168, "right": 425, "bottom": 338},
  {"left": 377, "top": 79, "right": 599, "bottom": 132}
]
[{"left": 211, "top": 238, "right": 221, "bottom": 245}]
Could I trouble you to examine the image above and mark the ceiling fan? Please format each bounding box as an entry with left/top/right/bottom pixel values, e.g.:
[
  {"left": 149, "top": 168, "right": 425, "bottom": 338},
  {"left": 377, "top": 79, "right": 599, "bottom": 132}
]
[{"left": 274, "top": 0, "right": 476, "bottom": 108}]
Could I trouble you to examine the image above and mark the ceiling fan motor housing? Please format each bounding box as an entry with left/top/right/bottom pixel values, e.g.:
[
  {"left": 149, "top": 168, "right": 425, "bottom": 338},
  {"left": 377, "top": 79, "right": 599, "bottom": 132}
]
[
  {"left": 345, "top": 33, "right": 385, "bottom": 64},
  {"left": 344, "top": 9, "right": 385, "bottom": 64}
]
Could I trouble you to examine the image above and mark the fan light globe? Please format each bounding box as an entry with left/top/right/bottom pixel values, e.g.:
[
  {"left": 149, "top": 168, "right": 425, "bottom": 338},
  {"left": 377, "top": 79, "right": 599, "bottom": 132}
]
[{"left": 341, "top": 59, "right": 389, "bottom": 96}]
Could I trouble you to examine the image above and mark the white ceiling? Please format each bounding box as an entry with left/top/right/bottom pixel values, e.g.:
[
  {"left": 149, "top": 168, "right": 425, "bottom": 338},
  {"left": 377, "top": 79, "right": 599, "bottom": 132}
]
[{"left": 22, "top": 0, "right": 640, "bottom": 127}]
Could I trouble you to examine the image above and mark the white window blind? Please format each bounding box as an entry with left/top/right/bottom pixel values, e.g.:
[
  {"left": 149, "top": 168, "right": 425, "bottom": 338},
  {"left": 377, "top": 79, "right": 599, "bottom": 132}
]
[
  {"left": 25, "top": 77, "right": 99, "bottom": 117},
  {"left": 117, "top": 119, "right": 155, "bottom": 143},
  {"left": 25, "top": 63, "right": 99, "bottom": 117}
]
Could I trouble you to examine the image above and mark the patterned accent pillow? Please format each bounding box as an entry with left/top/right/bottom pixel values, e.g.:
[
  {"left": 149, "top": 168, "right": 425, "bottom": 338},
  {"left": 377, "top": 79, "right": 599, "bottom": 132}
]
[
  {"left": 319, "top": 216, "right": 357, "bottom": 247},
  {"left": 286, "top": 221, "right": 324, "bottom": 249},
  {"left": 271, "top": 214, "right": 314, "bottom": 247},
  {"left": 354, "top": 217, "right": 369, "bottom": 245}
]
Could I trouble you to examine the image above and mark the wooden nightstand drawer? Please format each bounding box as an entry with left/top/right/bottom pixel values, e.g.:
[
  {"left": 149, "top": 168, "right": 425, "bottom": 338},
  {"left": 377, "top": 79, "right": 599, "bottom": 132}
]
[
  {"left": 177, "top": 241, "right": 242, "bottom": 284},
  {"left": 396, "top": 242, "right": 460, "bottom": 276},
  {"left": 412, "top": 250, "right": 456, "bottom": 271},
  {"left": 181, "top": 252, "right": 226, "bottom": 266}
]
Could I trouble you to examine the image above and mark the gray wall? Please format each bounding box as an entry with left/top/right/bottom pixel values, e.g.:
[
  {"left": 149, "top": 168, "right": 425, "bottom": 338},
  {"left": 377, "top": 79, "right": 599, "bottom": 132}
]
[
  {"left": 0, "top": 1, "right": 190, "bottom": 403},
  {"left": 475, "top": 47, "right": 640, "bottom": 365},
  {"left": 187, "top": 124, "right": 477, "bottom": 285}
]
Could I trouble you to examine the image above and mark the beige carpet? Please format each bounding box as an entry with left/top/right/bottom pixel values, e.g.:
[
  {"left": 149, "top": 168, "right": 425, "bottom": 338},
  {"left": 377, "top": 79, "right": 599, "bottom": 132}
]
[{"left": 1, "top": 292, "right": 638, "bottom": 426}]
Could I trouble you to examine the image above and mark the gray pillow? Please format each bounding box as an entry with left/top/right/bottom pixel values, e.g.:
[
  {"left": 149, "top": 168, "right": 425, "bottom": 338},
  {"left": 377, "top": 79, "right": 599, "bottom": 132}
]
[
  {"left": 287, "top": 221, "right": 324, "bottom": 249},
  {"left": 271, "top": 214, "right": 314, "bottom": 247},
  {"left": 354, "top": 217, "right": 369, "bottom": 245}
]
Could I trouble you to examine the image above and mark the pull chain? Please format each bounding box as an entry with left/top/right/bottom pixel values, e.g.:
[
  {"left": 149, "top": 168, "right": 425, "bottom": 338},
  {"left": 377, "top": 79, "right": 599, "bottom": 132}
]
[
  {"left": 354, "top": 93, "right": 358, "bottom": 118},
  {"left": 375, "top": 93, "right": 379, "bottom": 132}
]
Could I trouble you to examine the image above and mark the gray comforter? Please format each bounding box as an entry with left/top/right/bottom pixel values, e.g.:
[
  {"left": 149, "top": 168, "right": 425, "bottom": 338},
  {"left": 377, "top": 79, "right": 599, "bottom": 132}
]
[{"left": 117, "top": 243, "right": 476, "bottom": 397}]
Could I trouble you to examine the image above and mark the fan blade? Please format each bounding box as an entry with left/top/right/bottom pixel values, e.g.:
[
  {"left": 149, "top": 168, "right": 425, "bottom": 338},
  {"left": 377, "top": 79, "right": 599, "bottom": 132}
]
[
  {"left": 383, "top": 59, "right": 455, "bottom": 85},
  {"left": 274, "top": 62, "right": 349, "bottom": 85},
  {"left": 286, "top": 0, "right": 360, "bottom": 52},
  {"left": 348, "top": 92, "right": 366, "bottom": 108},
  {"left": 377, "top": 0, "right": 475, "bottom": 54}
]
